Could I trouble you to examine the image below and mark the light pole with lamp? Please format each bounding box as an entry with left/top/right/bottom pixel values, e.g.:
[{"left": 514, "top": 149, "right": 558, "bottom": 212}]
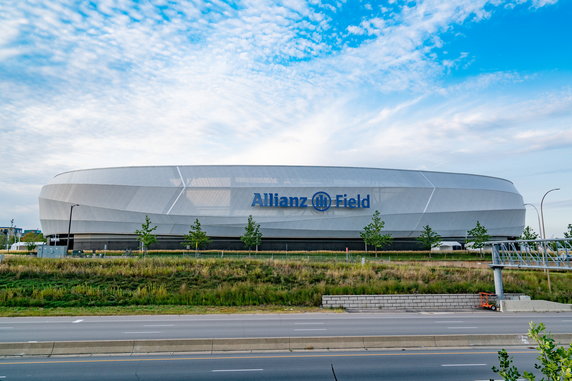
[
  {"left": 539, "top": 188, "right": 560, "bottom": 294},
  {"left": 523, "top": 203, "right": 542, "bottom": 237},
  {"left": 540, "top": 188, "right": 560, "bottom": 239},
  {"left": 67, "top": 204, "right": 80, "bottom": 252}
]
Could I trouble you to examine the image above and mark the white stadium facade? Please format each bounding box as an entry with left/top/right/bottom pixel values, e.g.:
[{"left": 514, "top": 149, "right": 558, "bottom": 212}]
[{"left": 39, "top": 165, "right": 525, "bottom": 250}]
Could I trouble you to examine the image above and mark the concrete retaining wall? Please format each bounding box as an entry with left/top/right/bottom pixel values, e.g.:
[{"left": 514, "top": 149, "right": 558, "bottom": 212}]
[
  {"left": 322, "top": 294, "right": 503, "bottom": 311},
  {"left": 2, "top": 334, "right": 571, "bottom": 357}
]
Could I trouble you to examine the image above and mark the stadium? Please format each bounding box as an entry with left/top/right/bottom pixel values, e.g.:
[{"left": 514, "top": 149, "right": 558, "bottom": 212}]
[{"left": 38, "top": 165, "right": 525, "bottom": 250}]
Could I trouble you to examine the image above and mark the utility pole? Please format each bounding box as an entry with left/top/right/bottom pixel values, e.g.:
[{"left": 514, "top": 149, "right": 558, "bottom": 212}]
[{"left": 7, "top": 219, "right": 14, "bottom": 251}]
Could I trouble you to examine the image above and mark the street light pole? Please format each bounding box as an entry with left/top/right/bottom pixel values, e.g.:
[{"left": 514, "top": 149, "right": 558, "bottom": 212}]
[
  {"left": 524, "top": 203, "right": 542, "bottom": 237},
  {"left": 540, "top": 188, "right": 560, "bottom": 239},
  {"left": 539, "top": 188, "right": 559, "bottom": 295},
  {"left": 67, "top": 204, "right": 80, "bottom": 252}
]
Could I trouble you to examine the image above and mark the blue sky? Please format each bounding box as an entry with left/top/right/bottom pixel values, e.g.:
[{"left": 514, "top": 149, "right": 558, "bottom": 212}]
[{"left": 1, "top": 0, "right": 571, "bottom": 237}]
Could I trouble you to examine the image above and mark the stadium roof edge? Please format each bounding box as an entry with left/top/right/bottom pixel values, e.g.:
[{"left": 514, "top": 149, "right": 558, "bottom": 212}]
[{"left": 51, "top": 165, "right": 516, "bottom": 185}]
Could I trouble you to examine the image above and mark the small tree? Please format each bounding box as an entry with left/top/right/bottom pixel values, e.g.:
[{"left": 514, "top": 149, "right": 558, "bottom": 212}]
[
  {"left": 360, "top": 210, "right": 392, "bottom": 255},
  {"left": 182, "top": 218, "right": 210, "bottom": 254},
  {"left": 416, "top": 225, "right": 442, "bottom": 251},
  {"left": 492, "top": 322, "right": 572, "bottom": 381},
  {"left": 564, "top": 224, "right": 572, "bottom": 239},
  {"left": 241, "top": 215, "right": 262, "bottom": 252},
  {"left": 521, "top": 226, "right": 540, "bottom": 241},
  {"left": 521, "top": 226, "right": 540, "bottom": 251},
  {"left": 21, "top": 232, "right": 45, "bottom": 253},
  {"left": 135, "top": 215, "right": 157, "bottom": 254},
  {"left": 466, "top": 221, "right": 490, "bottom": 258}
]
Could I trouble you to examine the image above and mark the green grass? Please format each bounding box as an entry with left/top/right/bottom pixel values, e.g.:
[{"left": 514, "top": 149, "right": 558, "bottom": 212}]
[
  {"left": 0, "top": 305, "right": 332, "bottom": 317},
  {"left": 0, "top": 256, "right": 570, "bottom": 312}
]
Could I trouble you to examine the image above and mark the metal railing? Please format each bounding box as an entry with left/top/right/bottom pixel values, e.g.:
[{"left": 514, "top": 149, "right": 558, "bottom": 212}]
[{"left": 489, "top": 238, "right": 572, "bottom": 270}]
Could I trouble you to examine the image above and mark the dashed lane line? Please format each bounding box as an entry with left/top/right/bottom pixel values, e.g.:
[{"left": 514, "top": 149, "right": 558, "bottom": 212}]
[
  {"left": 211, "top": 369, "right": 263, "bottom": 372},
  {"left": 293, "top": 328, "right": 328, "bottom": 331}
]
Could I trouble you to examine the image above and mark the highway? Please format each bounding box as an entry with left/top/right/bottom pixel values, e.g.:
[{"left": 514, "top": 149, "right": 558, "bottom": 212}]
[
  {"left": 1, "top": 311, "right": 571, "bottom": 342},
  {"left": 0, "top": 348, "right": 540, "bottom": 380}
]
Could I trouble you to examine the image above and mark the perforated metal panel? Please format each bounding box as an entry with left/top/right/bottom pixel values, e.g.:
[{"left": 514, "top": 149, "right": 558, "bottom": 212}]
[{"left": 39, "top": 165, "right": 525, "bottom": 239}]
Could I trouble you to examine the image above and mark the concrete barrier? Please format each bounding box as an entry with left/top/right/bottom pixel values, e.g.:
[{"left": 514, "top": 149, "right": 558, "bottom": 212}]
[
  {"left": 365, "top": 335, "right": 438, "bottom": 349},
  {"left": 500, "top": 300, "right": 572, "bottom": 312},
  {"left": 211, "top": 337, "right": 289, "bottom": 352},
  {"left": 52, "top": 340, "right": 135, "bottom": 355},
  {"left": 0, "top": 342, "right": 54, "bottom": 356},
  {"left": 133, "top": 339, "right": 212, "bottom": 354},
  {"left": 289, "top": 336, "right": 365, "bottom": 351},
  {"left": 1, "top": 334, "right": 571, "bottom": 357}
]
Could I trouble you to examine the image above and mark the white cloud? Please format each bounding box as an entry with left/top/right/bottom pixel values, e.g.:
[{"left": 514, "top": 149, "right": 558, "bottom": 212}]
[
  {"left": 347, "top": 25, "right": 365, "bottom": 35},
  {"left": 1, "top": 0, "right": 570, "bottom": 237},
  {"left": 530, "top": 0, "right": 558, "bottom": 8}
]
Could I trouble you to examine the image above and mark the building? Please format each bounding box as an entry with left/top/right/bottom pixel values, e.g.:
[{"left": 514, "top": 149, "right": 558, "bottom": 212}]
[
  {"left": 0, "top": 226, "right": 22, "bottom": 243},
  {"left": 38, "top": 165, "right": 525, "bottom": 250}
]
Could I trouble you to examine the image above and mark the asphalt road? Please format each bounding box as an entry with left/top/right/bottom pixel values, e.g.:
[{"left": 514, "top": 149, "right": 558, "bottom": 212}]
[
  {"left": 0, "top": 348, "right": 540, "bottom": 380},
  {"left": 1, "top": 311, "right": 571, "bottom": 342}
]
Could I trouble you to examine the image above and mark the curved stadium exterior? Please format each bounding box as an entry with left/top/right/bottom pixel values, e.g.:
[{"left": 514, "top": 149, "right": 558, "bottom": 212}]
[{"left": 39, "top": 165, "right": 525, "bottom": 250}]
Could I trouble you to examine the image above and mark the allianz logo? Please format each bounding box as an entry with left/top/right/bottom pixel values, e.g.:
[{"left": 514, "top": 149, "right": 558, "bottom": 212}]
[{"left": 251, "top": 191, "right": 370, "bottom": 212}]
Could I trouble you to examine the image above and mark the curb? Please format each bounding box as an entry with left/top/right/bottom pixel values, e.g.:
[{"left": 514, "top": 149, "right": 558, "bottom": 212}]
[{"left": 1, "top": 334, "right": 571, "bottom": 357}]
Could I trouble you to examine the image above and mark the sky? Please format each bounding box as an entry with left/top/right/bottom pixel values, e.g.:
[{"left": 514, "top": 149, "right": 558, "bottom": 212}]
[{"left": 1, "top": 0, "right": 571, "bottom": 238}]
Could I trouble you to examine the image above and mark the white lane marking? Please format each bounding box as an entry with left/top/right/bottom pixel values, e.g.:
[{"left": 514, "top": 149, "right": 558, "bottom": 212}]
[
  {"left": 442, "top": 363, "right": 486, "bottom": 367},
  {"left": 294, "top": 322, "right": 325, "bottom": 325},
  {"left": 123, "top": 331, "right": 161, "bottom": 334},
  {"left": 211, "top": 369, "right": 263, "bottom": 373},
  {"left": 27, "top": 341, "right": 38, "bottom": 343},
  {"left": 435, "top": 321, "right": 464, "bottom": 323},
  {"left": 294, "top": 328, "right": 327, "bottom": 331},
  {"left": 0, "top": 376, "right": 6, "bottom": 379},
  {"left": 72, "top": 319, "right": 84, "bottom": 324},
  {"left": 143, "top": 324, "right": 174, "bottom": 327},
  {"left": 447, "top": 327, "right": 478, "bottom": 329}
]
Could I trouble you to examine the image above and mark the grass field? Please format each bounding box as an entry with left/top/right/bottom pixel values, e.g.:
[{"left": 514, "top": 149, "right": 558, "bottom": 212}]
[{"left": 0, "top": 255, "right": 570, "bottom": 315}]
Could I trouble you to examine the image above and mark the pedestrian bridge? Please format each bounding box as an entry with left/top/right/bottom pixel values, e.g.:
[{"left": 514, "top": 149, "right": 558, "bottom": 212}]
[
  {"left": 490, "top": 238, "right": 572, "bottom": 270},
  {"left": 488, "top": 238, "right": 571, "bottom": 300}
]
